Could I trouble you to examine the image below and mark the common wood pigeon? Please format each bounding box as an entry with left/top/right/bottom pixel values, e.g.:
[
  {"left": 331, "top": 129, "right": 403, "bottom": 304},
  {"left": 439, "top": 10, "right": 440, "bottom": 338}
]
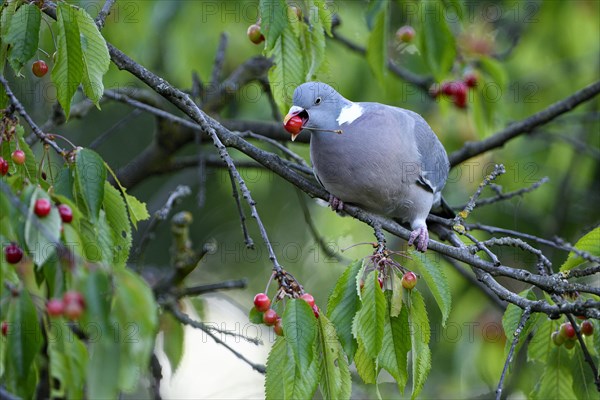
[{"left": 284, "top": 82, "right": 452, "bottom": 252}]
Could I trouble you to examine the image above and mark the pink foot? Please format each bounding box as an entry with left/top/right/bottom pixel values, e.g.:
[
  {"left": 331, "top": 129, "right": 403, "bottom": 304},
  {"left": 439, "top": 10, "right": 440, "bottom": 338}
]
[
  {"left": 408, "top": 226, "right": 429, "bottom": 252},
  {"left": 328, "top": 195, "right": 344, "bottom": 211}
]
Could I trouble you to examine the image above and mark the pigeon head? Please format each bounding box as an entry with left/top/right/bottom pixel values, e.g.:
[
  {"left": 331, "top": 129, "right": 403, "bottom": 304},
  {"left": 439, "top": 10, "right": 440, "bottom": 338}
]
[{"left": 283, "top": 82, "right": 349, "bottom": 141}]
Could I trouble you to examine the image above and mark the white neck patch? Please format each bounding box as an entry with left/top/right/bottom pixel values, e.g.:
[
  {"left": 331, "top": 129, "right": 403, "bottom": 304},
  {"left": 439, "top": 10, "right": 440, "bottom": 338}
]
[{"left": 336, "top": 102, "right": 363, "bottom": 125}]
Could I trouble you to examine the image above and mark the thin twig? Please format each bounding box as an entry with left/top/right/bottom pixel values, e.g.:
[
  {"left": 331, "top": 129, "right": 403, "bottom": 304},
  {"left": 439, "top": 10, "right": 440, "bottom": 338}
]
[
  {"left": 175, "top": 279, "right": 248, "bottom": 299},
  {"left": 449, "top": 80, "right": 600, "bottom": 166},
  {"left": 166, "top": 303, "right": 266, "bottom": 374},
  {"left": 456, "top": 177, "right": 549, "bottom": 209},
  {"left": 89, "top": 109, "right": 142, "bottom": 149},
  {"left": 495, "top": 307, "right": 531, "bottom": 400},
  {"left": 210, "top": 33, "right": 229, "bottom": 86},
  {"left": 464, "top": 232, "right": 501, "bottom": 266},
  {"left": 94, "top": 0, "right": 117, "bottom": 30},
  {"left": 228, "top": 169, "right": 254, "bottom": 249},
  {"left": 454, "top": 164, "right": 506, "bottom": 224},
  {"left": 0, "top": 76, "right": 65, "bottom": 155},
  {"left": 294, "top": 189, "right": 346, "bottom": 262}
]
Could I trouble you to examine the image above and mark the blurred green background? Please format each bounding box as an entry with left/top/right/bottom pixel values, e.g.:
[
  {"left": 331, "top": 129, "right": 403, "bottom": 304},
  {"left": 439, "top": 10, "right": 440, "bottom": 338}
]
[{"left": 10, "top": 0, "right": 600, "bottom": 397}]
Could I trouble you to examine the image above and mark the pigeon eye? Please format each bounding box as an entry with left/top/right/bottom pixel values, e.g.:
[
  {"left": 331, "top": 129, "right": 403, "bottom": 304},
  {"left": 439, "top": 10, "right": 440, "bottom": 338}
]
[{"left": 315, "top": 97, "right": 322, "bottom": 105}]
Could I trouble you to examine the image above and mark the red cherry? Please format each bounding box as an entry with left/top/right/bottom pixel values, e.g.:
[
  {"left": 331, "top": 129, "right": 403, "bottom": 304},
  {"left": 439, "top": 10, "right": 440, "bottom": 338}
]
[
  {"left": 63, "top": 301, "right": 83, "bottom": 320},
  {"left": 396, "top": 25, "right": 415, "bottom": 43},
  {"left": 312, "top": 304, "right": 320, "bottom": 318},
  {"left": 559, "top": 323, "right": 576, "bottom": 339},
  {"left": 32, "top": 60, "right": 49, "bottom": 77},
  {"left": 247, "top": 24, "right": 265, "bottom": 45},
  {"left": 463, "top": 72, "right": 478, "bottom": 88},
  {"left": 11, "top": 150, "right": 25, "bottom": 165},
  {"left": 441, "top": 81, "right": 458, "bottom": 96},
  {"left": 452, "top": 82, "right": 468, "bottom": 109},
  {"left": 274, "top": 319, "right": 284, "bottom": 336},
  {"left": 300, "top": 293, "right": 315, "bottom": 308},
  {"left": 4, "top": 243, "right": 23, "bottom": 264},
  {"left": 58, "top": 204, "right": 73, "bottom": 223},
  {"left": 378, "top": 277, "right": 384, "bottom": 289},
  {"left": 63, "top": 291, "right": 85, "bottom": 308},
  {"left": 401, "top": 272, "right": 418, "bottom": 290},
  {"left": 1, "top": 321, "right": 8, "bottom": 336},
  {"left": 0, "top": 157, "right": 8, "bottom": 176},
  {"left": 47, "top": 299, "right": 65, "bottom": 317},
  {"left": 263, "top": 309, "right": 278, "bottom": 326},
  {"left": 284, "top": 115, "right": 304, "bottom": 135},
  {"left": 253, "top": 293, "right": 271, "bottom": 312},
  {"left": 581, "top": 320, "right": 594, "bottom": 336},
  {"left": 34, "top": 198, "right": 52, "bottom": 217}
]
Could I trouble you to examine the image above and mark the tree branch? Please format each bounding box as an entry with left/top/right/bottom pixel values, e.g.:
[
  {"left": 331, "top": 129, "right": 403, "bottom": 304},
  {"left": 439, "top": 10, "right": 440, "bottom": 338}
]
[
  {"left": 496, "top": 307, "right": 531, "bottom": 400},
  {"left": 449, "top": 80, "right": 600, "bottom": 166},
  {"left": 175, "top": 279, "right": 248, "bottom": 299}
]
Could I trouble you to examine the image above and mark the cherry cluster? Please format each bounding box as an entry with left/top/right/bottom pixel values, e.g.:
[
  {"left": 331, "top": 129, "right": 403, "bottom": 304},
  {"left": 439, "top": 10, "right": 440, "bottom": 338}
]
[
  {"left": 551, "top": 320, "right": 594, "bottom": 349},
  {"left": 0, "top": 149, "right": 27, "bottom": 176},
  {"left": 430, "top": 72, "right": 479, "bottom": 109},
  {"left": 253, "top": 292, "right": 319, "bottom": 337},
  {"left": 47, "top": 291, "right": 86, "bottom": 320}
]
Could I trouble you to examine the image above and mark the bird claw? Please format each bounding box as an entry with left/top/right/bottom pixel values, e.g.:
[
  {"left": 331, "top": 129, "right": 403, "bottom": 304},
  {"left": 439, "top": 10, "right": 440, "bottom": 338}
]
[
  {"left": 328, "top": 195, "right": 344, "bottom": 211},
  {"left": 408, "top": 226, "right": 429, "bottom": 252}
]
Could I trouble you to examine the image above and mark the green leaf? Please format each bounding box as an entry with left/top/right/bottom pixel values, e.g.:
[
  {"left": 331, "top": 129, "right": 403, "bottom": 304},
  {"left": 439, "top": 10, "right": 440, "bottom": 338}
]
[
  {"left": 317, "top": 315, "right": 351, "bottom": 400},
  {"left": 282, "top": 298, "right": 318, "bottom": 371},
  {"left": 78, "top": 268, "right": 112, "bottom": 334},
  {"left": 268, "top": 24, "right": 305, "bottom": 117},
  {"left": 572, "top": 342, "right": 597, "bottom": 400},
  {"left": 532, "top": 347, "right": 576, "bottom": 400},
  {"left": 24, "top": 187, "right": 62, "bottom": 266},
  {"left": 104, "top": 162, "right": 150, "bottom": 228},
  {"left": 471, "top": 82, "right": 494, "bottom": 138},
  {"left": 409, "top": 289, "right": 431, "bottom": 399},
  {"left": 160, "top": 312, "right": 185, "bottom": 373},
  {"left": 265, "top": 337, "right": 320, "bottom": 400},
  {"left": 479, "top": 56, "right": 508, "bottom": 90},
  {"left": 366, "top": 8, "right": 387, "bottom": 86},
  {"left": 78, "top": 213, "right": 114, "bottom": 263},
  {"left": 315, "top": 0, "right": 332, "bottom": 36},
  {"left": 112, "top": 268, "right": 158, "bottom": 392},
  {"left": 4, "top": 3, "right": 40, "bottom": 74},
  {"left": 378, "top": 305, "right": 411, "bottom": 394},
  {"left": 527, "top": 317, "right": 556, "bottom": 364},
  {"left": 103, "top": 182, "right": 132, "bottom": 268},
  {"left": 354, "top": 340, "right": 377, "bottom": 384},
  {"left": 354, "top": 270, "right": 386, "bottom": 358},
  {"left": 327, "top": 259, "right": 362, "bottom": 360},
  {"left": 75, "top": 148, "right": 106, "bottom": 222},
  {"left": 561, "top": 227, "right": 600, "bottom": 271},
  {"left": 300, "top": 10, "right": 325, "bottom": 81},
  {"left": 411, "top": 250, "right": 452, "bottom": 326},
  {"left": 501, "top": 288, "right": 539, "bottom": 358},
  {"left": 48, "top": 327, "right": 88, "bottom": 399},
  {"left": 54, "top": 165, "right": 75, "bottom": 201},
  {"left": 365, "top": 0, "right": 387, "bottom": 30},
  {"left": 52, "top": 2, "right": 84, "bottom": 118},
  {"left": 6, "top": 290, "right": 43, "bottom": 390},
  {"left": 260, "top": 0, "right": 288, "bottom": 50},
  {"left": 87, "top": 340, "right": 120, "bottom": 400},
  {"left": 418, "top": 0, "right": 456, "bottom": 80},
  {"left": 248, "top": 306, "right": 264, "bottom": 324},
  {"left": 74, "top": 6, "right": 110, "bottom": 105}
]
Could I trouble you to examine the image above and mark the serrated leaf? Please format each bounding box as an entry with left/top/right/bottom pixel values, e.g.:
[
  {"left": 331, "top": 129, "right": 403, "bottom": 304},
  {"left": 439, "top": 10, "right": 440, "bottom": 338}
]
[
  {"left": 160, "top": 312, "right": 185, "bottom": 373},
  {"left": 366, "top": 8, "right": 387, "bottom": 86},
  {"left": 75, "top": 6, "right": 110, "bottom": 105},
  {"left": 327, "top": 259, "right": 362, "bottom": 360},
  {"left": 409, "top": 289, "right": 431, "bottom": 399},
  {"left": 501, "top": 288, "right": 539, "bottom": 358},
  {"left": 315, "top": 0, "right": 332, "bottom": 36},
  {"left": 317, "top": 315, "right": 351, "bottom": 400},
  {"left": 260, "top": 0, "right": 288, "bottom": 50},
  {"left": 268, "top": 24, "right": 305, "bottom": 117},
  {"left": 87, "top": 340, "right": 120, "bottom": 400},
  {"left": 104, "top": 162, "right": 150, "bottom": 228},
  {"left": 24, "top": 187, "right": 61, "bottom": 266},
  {"left": 5, "top": 3, "right": 40, "bottom": 74},
  {"left": 301, "top": 11, "right": 325, "bottom": 80},
  {"left": 532, "top": 347, "right": 576, "bottom": 400},
  {"left": 265, "top": 336, "right": 320, "bottom": 400},
  {"left": 354, "top": 270, "right": 386, "bottom": 358},
  {"left": 53, "top": 2, "right": 83, "bottom": 118},
  {"left": 78, "top": 213, "right": 113, "bottom": 264},
  {"left": 7, "top": 290, "right": 43, "bottom": 387},
  {"left": 112, "top": 268, "right": 158, "bottom": 392},
  {"left": 48, "top": 327, "right": 87, "bottom": 399},
  {"left": 572, "top": 343, "right": 596, "bottom": 400},
  {"left": 282, "top": 298, "right": 318, "bottom": 371},
  {"left": 75, "top": 148, "right": 106, "bottom": 222},
  {"left": 418, "top": 0, "right": 456, "bottom": 80},
  {"left": 378, "top": 305, "right": 410, "bottom": 393},
  {"left": 527, "top": 317, "right": 556, "bottom": 364},
  {"left": 561, "top": 227, "right": 600, "bottom": 271},
  {"left": 354, "top": 340, "right": 377, "bottom": 384},
  {"left": 411, "top": 250, "right": 452, "bottom": 326},
  {"left": 103, "top": 182, "right": 132, "bottom": 268},
  {"left": 54, "top": 165, "right": 75, "bottom": 201}
]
